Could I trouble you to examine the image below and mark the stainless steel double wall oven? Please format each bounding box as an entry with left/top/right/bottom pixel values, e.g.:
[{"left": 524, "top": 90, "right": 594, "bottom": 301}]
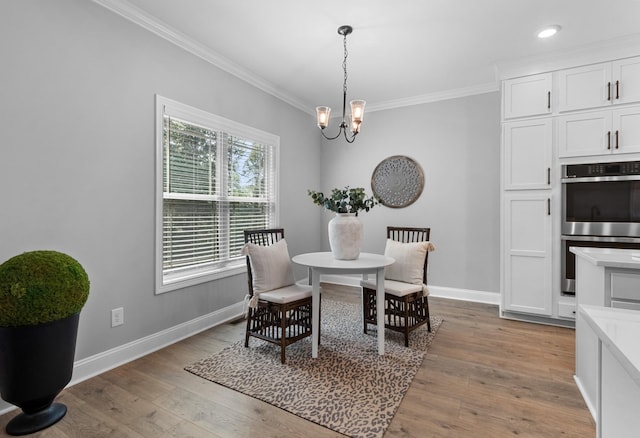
[{"left": 562, "top": 160, "right": 640, "bottom": 295}]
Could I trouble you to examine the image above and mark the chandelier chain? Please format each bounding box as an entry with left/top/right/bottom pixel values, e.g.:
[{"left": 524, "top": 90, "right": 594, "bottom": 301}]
[{"left": 342, "top": 33, "right": 348, "bottom": 95}]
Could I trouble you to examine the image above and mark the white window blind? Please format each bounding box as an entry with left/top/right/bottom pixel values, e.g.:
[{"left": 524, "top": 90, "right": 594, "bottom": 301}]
[{"left": 156, "top": 96, "right": 278, "bottom": 293}]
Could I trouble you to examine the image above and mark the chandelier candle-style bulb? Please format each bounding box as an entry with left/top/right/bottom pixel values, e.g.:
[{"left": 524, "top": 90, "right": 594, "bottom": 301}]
[
  {"left": 316, "top": 106, "right": 331, "bottom": 129},
  {"left": 350, "top": 100, "right": 366, "bottom": 123},
  {"left": 350, "top": 119, "right": 361, "bottom": 134}
]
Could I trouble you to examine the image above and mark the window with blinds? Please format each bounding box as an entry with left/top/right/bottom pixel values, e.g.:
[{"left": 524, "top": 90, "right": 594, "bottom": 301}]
[{"left": 155, "top": 96, "right": 278, "bottom": 293}]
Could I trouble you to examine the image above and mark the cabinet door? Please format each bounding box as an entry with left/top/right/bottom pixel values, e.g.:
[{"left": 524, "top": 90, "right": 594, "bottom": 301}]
[
  {"left": 503, "top": 119, "right": 552, "bottom": 190},
  {"left": 503, "top": 73, "right": 552, "bottom": 119},
  {"left": 503, "top": 193, "right": 552, "bottom": 315},
  {"left": 612, "top": 56, "right": 640, "bottom": 105},
  {"left": 558, "top": 111, "right": 612, "bottom": 158},
  {"left": 612, "top": 106, "right": 640, "bottom": 154},
  {"left": 558, "top": 63, "right": 611, "bottom": 112},
  {"left": 610, "top": 271, "right": 640, "bottom": 301}
]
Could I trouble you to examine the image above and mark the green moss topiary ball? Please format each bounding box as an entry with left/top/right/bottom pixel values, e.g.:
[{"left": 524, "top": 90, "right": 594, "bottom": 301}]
[{"left": 0, "top": 250, "right": 90, "bottom": 327}]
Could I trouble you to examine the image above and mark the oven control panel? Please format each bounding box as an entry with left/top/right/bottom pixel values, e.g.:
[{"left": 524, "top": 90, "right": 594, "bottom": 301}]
[{"left": 566, "top": 161, "right": 640, "bottom": 178}]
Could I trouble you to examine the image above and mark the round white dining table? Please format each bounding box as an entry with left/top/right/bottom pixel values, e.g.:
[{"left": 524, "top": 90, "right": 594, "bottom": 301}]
[{"left": 291, "top": 252, "right": 395, "bottom": 358}]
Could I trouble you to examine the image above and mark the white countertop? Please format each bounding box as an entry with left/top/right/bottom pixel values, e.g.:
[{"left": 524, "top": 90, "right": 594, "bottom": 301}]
[
  {"left": 570, "top": 247, "right": 640, "bottom": 269},
  {"left": 579, "top": 304, "right": 640, "bottom": 387}
]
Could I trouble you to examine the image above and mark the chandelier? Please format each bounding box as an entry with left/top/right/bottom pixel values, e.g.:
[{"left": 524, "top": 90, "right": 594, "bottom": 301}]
[{"left": 316, "top": 25, "right": 366, "bottom": 143}]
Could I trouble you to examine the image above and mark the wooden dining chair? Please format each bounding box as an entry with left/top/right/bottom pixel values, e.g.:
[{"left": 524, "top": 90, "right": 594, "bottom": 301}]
[
  {"left": 243, "top": 228, "right": 314, "bottom": 363},
  {"left": 361, "top": 226, "right": 434, "bottom": 347}
]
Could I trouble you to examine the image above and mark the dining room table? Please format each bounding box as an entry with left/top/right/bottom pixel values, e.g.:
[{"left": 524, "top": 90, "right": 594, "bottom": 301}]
[{"left": 291, "top": 252, "right": 395, "bottom": 358}]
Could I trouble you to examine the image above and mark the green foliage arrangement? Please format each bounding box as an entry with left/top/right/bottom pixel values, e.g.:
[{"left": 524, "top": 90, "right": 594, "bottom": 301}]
[
  {"left": 0, "top": 251, "right": 90, "bottom": 327},
  {"left": 308, "top": 186, "right": 379, "bottom": 216}
]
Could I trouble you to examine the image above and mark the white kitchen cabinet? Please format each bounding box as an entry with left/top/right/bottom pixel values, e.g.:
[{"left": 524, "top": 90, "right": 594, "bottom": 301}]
[
  {"left": 558, "top": 56, "right": 640, "bottom": 112},
  {"left": 558, "top": 62, "right": 611, "bottom": 112},
  {"left": 558, "top": 63, "right": 611, "bottom": 112},
  {"left": 502, "top": 193, "right": 553, "bottom": 316},
  {"left": 558, "top": 106, "right": 640, "bottom": 157},
  {"left": 610, "top": 270, "right": 640, "bottom": 301},
  {"left": 558, "top": 299, "right": 577, "bottom": 318},
  {"left": 501, "top": 73, "right": 554, "bottom": 321},
  {"left": 578, "top": 305, "right": 640, "bottom": 437},
  {"left": 502, "top": 73, "right": 552, "bottom": 119},
  {"left": 572, "top": 249, "right": 610, "bottom": 418},
  {"left": 571, "top": 247, "right": 640, "bottom": 421},
  {"left": 558, "top": 111, "right": 611, "bottom": 157},
  {"left": 612, "top": 106, "right": 640, "bottom": 154},
  {"left": 501, "top": 56, "right": 640, "bottom": 324},
  {"left": 503, "top": 118, "right": 552, "bottom": 190},
  {"left": 614, "top": 57, "right": 640, "bottom": 105}
]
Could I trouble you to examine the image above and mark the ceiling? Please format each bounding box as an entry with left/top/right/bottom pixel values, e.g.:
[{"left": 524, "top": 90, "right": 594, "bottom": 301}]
[{"left": 101, "top": 0, "right": 640, "bottom": 115}]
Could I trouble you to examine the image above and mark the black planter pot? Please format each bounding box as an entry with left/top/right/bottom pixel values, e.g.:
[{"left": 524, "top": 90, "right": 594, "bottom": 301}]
[{"left": 0, "top": 313, "right": 80, "bottom": 436}]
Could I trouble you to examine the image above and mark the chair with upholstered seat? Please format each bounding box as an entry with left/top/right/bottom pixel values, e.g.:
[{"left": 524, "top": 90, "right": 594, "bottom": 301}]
[
  {"left": 361, "top": 226, "right": 434, "bottom": 347},
  {"left": 243, "top": 228, "right": 315, "bottom": 363}
]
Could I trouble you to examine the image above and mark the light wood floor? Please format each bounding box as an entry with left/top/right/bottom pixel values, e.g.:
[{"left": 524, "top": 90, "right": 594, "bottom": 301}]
[{"left": 0, "top": 285, "right": 595, "bottom": 437}]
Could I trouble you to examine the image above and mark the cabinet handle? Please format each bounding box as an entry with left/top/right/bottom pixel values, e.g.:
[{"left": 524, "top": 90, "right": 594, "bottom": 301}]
[
  {"left": 547, "top": 198, "right": 551, "bottom": 216},
  {"left": 607, "top": 131, "right": 611, "bottom": 149},
  {"left": 607, "top": 82, "right": 612, "bottom": 101},
  {"left": 616, "top": 80, "right": 620, "bottom": 100},
  {"left": 616, "top": 130, "right": 619, "bottom": 149},
  {"left": 547, "top": 167, "right": 551, "bottom": 185},
  {"left": 547, "top": 91, "right": 551, "bottom": 109}
]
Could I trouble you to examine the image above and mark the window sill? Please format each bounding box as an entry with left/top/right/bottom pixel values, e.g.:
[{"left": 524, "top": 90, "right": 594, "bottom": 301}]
[{"left": 156, "top": 263, "right": 246, "bottom": 294}]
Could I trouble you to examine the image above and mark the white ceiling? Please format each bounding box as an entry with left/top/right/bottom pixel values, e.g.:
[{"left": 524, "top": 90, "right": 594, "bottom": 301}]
[{"left": 99, "top": 0, "right": 640, "bottom": 115}]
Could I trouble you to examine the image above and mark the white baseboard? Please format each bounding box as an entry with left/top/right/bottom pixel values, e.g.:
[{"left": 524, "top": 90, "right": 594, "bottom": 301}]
[
  {"left": 316, "top": 275, "right": 500, "bottom": 305},
  {"left": 428, "top": 285, "right": 500, "bottom": 305},
  {"left": 0, "top": 301, "right": 245, "bottom": 415},
  {"left": 0, "top": 279, "right": 500, "bottom": 415}
]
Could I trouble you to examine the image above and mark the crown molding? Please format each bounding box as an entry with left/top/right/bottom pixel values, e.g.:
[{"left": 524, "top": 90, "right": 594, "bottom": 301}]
[
  {"left": 92, "top": 0, "right": 312, "bottom": 114},
  {"left": 367, "top": 81, "right": 499, "bottom": 113},
  {"left": 497, "top": 33, "right": 640, "bottom": 80},
  {"left": 93, "top": 0, "right": 509, "bottom": 116}
]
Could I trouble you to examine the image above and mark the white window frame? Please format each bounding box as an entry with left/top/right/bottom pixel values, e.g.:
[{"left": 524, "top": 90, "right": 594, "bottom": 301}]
[{"left": 155, "top": 95, "right": 279, "bottom": 294}]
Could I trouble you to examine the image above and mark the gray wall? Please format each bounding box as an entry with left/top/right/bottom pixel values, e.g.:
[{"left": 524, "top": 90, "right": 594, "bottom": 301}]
[
  {"left": 1, "top": 0, "right": 499, "bottom": 385},
  {"left": 0, "top": 0, "right": 322, "bottom": 363},
  {"left": 319, "top": 93, "right": 501, "bottom": 294}
]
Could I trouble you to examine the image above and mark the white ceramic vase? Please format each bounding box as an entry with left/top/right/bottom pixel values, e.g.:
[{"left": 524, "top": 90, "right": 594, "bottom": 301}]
[{"left": 328, "top": 213, "right": 363, "bottom": 260}]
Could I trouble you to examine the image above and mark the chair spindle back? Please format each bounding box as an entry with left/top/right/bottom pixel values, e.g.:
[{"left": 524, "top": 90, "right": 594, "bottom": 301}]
[
  {"left": 244, "top": 228, "right": 285, "bottom": 296},
  {"left": 387, "top": 226, "right": 431, "bottom": 284}
]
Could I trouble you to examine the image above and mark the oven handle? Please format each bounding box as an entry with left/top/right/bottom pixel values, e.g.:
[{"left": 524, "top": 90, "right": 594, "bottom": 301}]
[
  {"left": 561, "top": 175, "right": 640, "bottom": 183},
  {"left": 561, "top": 235, "right": 640, "bottom": 244}
]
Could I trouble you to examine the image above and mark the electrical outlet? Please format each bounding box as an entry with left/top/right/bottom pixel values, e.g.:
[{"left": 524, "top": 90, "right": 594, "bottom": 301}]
[{"left": 111, "top": 307, "right": 124, "bottom": 327}]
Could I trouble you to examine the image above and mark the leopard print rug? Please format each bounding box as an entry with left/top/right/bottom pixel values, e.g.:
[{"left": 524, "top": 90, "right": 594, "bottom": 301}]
[{"left": 185, "top": 299, "right": 442, "bottom": 438}]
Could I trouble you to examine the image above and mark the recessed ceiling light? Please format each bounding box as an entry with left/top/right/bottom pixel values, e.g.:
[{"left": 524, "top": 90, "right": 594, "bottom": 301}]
[{"left": 538, "top": 25, "right": 561, "bottom": 39}]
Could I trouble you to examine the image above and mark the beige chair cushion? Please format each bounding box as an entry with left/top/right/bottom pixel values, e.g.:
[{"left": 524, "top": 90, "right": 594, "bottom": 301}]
[
  {"left": 384, "top": 239, "right": 435, "bottom": 284},
  {"left": 360, "top": 279, "right": 428, "bottom": 297},
  {"left": 242, "top": 238, "right": 295, "bottom": 293},
  {"left": 259, "top": 283, "right": 314, "bottom": 304}
]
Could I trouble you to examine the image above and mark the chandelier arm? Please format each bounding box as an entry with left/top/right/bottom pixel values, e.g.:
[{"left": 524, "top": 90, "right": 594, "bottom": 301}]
[
  {"left": 343, "top": 129, "right": 357, "bottom": 143},
  {"left": 320, "top": 127, "right": 345, "bottom": 141}
]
